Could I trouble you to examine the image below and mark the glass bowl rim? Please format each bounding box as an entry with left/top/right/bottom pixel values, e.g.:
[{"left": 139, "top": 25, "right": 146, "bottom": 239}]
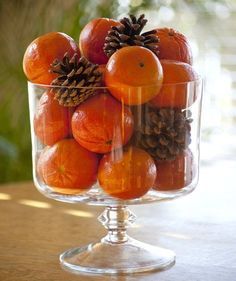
[{"left": 28, "top": 77, "right": 202, "bottom": 89}]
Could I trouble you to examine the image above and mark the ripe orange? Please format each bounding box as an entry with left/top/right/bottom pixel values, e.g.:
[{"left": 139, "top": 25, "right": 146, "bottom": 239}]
[
  {"left": 153, "top": 149, "right": 194, "bottom": 191},
  {"left": 150, "top": 59, "right": 199, "bottom": 109},
  {"left": 156, "top": 27, "right": 193, "bottom": 65},
  {"left": 104, "top": 46, "right": 163, "bottom": 105},
  {"left": 37, "top": 139, "right": 99, "bottom": 193},
  {"left": 79, "top": 18, "right": 120, "bottom": 64},
  {"left": 34, "top": 90, "right": 71, "bottom": 146},
  {"left": 98, "top": 146, "right": 157, "bottom": 200},
  {"left": 71, "top": 92, "right": 134, "bottom": 153},
  {"left": 98, "top": 64, "right": 106, "bottom": 85},
  {"left": 23, "top": 32, "right": 79, "bottom": 85}
]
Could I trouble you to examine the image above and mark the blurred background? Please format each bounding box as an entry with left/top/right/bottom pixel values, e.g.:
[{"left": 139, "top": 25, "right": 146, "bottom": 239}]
[{"left": 0, "top": 0, "right": 235, "bottom": 184}]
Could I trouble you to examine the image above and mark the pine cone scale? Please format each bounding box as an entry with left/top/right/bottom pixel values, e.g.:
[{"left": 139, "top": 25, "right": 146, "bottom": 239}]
[
  {"left": 144, "top": 38, "right": 159, "bottom": 44},
  {"left": 61, "top": 79, "right": 69, "bottom": 86},
  {"left": 76, "top": 79, "right": 85, "bottom": 87},
  {"left": 109, "top": 42, "right": 119, "bottom": 48},
  {"left": 75, "top": 66, "right": 84, "bottom": 75},
  {"left": 134, "top": 35, "right": 145, "bottom": 40},
  {"left": 133, "top": 40, "right": 144, "bottom": 46},
  {"left": 137, "top": 14, "right": 145, "bottom": 24},
  {"left": 70, "top": 80, "right": 77, "bottom": 87},
  {"left": 119, "top": 34, "right": 130, "bottom": 41},
  {"left": 142, "top": 29, "right": 158, "bottom": 36},
  {"left": 120, "top": 43, "right": 129, "bottom": 47},
  {"left": 69, "top": 90, "right": 77, "bottom": 98},
  {"left": 67, "top": 69, "right": 76, "bottom": 78}
]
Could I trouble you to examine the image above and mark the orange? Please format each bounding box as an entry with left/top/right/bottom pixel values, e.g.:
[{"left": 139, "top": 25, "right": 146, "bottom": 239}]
[
  {"left": 153, "top": 149, "right": 194, "bottom": 191},
  {"left": 71, "top": 92, "right": 134, "bottom": 153},
  {"left": 98, "top": 64, "right": 106, "bottom": 85},
  {"left": 34, "top": 91, "right": 71, "bottom": 146},
  {"left": 23, "top": 32, "right": 79, "bottom": 84},
  {"left": 79, "top": 18, "right": 120, "bottom": 64},
  {"left": 104, "top": 46, "right": 163, "bottom": 105},
  {"left": 67, "top": 107, "right": 76, "bottom": 137},
  {"left": 150, "top": 59, "right": 199, "bottom": 109},
  {"left": 37, "top": 139, "right": 99, "bottom": 193},
  {"left": 98, "top": 146, "right": 157, "bottom": 200},
  {"left": 156, "top": 27, "right": 193, "bottom": 65}
]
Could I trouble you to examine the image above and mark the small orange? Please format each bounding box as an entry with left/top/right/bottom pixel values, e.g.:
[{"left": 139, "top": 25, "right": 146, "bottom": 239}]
[
  {"left": 155, "top": 27, "right": 193, "bottom": 65},
  {"left": 34, "top": 90, "right": 71, "bottom": 146},
  {"left": 150, "top": 59, "right": 199, "bottom": 109},
  {"left": 23, "top": 32, "right": 79, "bottom": 85},
  {"left": 153, "top": 149, "right": 194, "bottom": 191},
  {"left": 79, "top": 18, "right": 120, "bottom": 64},
  {"left": 104, "top": 46, "right": 163, "bottom": 105},
  {"left": 37, "top": 139, "right": 99, "bottom": 193},
  {"left": 71, "top": 92, "right": 134, "bottom": 153},
  {"left": 98, "top": 64, "right": 106, "bottom": 85},
  {"left": 98, "top": 146, "right": 157, "bottom": 200}
]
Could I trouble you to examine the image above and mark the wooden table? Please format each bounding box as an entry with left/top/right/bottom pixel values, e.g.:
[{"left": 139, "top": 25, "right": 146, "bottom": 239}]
[{"left": 1, "top": 160, "right": 236, "bottom": 281}]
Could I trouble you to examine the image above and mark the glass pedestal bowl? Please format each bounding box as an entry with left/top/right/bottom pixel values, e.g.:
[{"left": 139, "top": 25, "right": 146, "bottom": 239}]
[{"left": 28, "top": 80, "right": 202, "bottom": 275}]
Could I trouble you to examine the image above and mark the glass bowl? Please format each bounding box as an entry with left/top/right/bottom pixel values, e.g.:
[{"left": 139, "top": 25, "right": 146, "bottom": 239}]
[{"left": 28, "top": 80, "right": 202, "bottom": 275}]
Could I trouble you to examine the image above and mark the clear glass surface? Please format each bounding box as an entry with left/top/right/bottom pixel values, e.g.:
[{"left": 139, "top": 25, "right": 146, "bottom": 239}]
[{"left": 28, "top": 81, "right": 202, "bottom": 274}]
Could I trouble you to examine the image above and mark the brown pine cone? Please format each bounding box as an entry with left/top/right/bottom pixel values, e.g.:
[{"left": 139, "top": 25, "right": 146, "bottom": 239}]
[
  {"left": 132, "top": 105, "right": 192, "bottom": 161},
  {"left": 104, "top": 14, "right": 159, "bottom": 58},
  {"left": 50, "top": 53, "right": 102, "bottom": 107}
]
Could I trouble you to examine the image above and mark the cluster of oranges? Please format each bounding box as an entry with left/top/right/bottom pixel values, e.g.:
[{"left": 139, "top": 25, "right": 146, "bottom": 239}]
[{"left": 23, "top": 15, "right": 199, "bottom": 199}]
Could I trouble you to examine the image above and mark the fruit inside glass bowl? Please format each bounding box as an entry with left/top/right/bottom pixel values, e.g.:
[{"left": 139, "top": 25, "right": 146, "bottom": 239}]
[{"left": 29, "top": 84, "right": 201, "bottom": 202}]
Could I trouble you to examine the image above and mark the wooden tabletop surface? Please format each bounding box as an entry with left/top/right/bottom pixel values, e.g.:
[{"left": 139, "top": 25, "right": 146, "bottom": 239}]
[{"left": 0, "top": 159, "right": 236, "bottom": 281}]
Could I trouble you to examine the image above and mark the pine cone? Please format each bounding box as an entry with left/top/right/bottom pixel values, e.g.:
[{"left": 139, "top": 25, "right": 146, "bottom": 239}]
[
  {"left": 50, "top": 53, "right": 102, "bottom": 107},
  {"left": 104, "top": 14, "right": 159, "bottom": 58},
  {"left": 133, "top": 106, "right": 192, "bottom": 161}
]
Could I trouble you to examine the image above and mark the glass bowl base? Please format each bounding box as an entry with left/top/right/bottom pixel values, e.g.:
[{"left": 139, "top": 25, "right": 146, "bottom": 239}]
[{"left": 60, "top": 237, "right": 175, "bottom": 275}]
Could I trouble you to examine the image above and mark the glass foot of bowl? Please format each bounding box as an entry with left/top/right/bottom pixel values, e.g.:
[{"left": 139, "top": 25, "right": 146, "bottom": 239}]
[
  {"left": 60, "top": 206, "right": 175, "bottom": 275},
  {"left": 60, "top": 237, "right": 175, "bottom": 275}
]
